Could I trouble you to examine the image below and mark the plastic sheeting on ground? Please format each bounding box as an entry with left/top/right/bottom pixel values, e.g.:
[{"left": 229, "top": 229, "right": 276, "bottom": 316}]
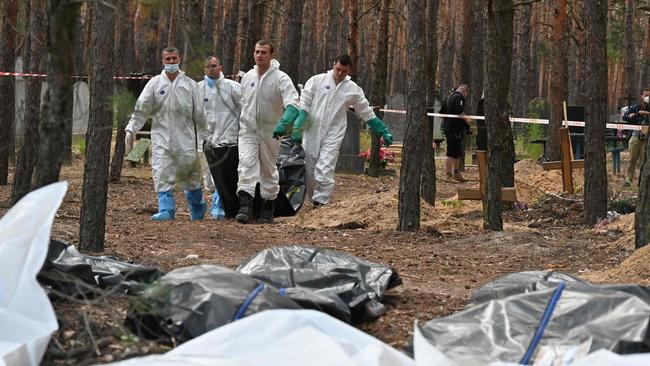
[
  {"left": 416, "top": 271, "right": 650, "bottom": 365},
  {"left": 237, "top": 246, "right": 402, "bottom": 322},
  {"left": 38, "top": 240, "right": 163, "bottom": 299},
  {"left": 468, "top": 270, "right": 588, "bottom": 306},
  {"left": 106, "top": 309, "right": 414, "bottom": 366},
  {"left": 0, "top": 182, "right": 67, "bottom": 366},
  {"left": 125, "top": 265, "right": 304, "bottom": 342},
  {"left": 204, "top": 137, "right": 306, "bottom": 218}
]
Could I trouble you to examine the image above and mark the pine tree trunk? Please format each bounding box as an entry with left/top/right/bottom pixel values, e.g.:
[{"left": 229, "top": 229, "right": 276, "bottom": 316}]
[
  {"left": 222, "top": 0, "right": 239, "bottom": 75},
  {"left": 421, "top": 0, "right": 439, "bottom": 205},
  {"left": 347, "top": 0, "right": 359, "bottom": 81},
  {"left": 438, "top": 0, "right": 454, "bottom": 96},
  {"left": 545, "top": 0, "right": 567, "bottom": 162},
  {"left": 33, "top": 0, "right": 79, "bottom": 189},
  {"left": 109, "top": 0, "right": 132, "bottom": 183},
  {"left": 511, "top": 3, "right": 532, "bottom": 117},
  {"left": 281, "top": 0, "right": 304, "bottom": 85},
  {"left": 79, "top": 0, "right": 114, "bottom": 253},
  {"left": 398, "top": 0, "right": 426, "bottom": 232},
  {"left": 204, "top": 0, "right": 215, "bottom": 48},
  {"left": 368, "top": 0, "right": 390, "bottom": 178},
  {"left": 582, "top": 0, "right": 608, "bottom": 226},
  {"left": 641, "top": 0, "right": 650, "bottom": 91},
  {"left": 484, "top": 0, "right": 514, "bottom": 231},
  {"left": 327, "top": 0, "right": 340, "bottom": 63},
  {"left": 0, "top": 0, "right": 18, "bottom": 185},
  {"left": 469, "top": 1, "right": 485, "bottom": 112},
  {"left": 459, "top": 0, "right": 472, "bottom": 110},
  {"left": 624, "top": 0, "right": 636, "bottom": 104},
  {"left": 11, "top": 0, "right": 45, "bottom": 204}
]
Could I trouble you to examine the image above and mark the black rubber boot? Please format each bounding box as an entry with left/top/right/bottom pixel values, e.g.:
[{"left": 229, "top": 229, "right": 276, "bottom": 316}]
[
  {"left": 257, "top": 199, "right": 275, "bottom": 224},
  {"left": 235, "top": 191, "right": 253, "bottom": 223}
]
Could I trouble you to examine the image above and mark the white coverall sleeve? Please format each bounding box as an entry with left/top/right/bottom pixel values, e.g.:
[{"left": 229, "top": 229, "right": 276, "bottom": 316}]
[
  {"left": 191, "top": 82, "right": 210, "bottom": 143},
  {"left": 232, "top": 81, "right": 243, "bottom": 113},
  {"left": 299, "top": 76, "right": 316, "bottom": 113},
  {"left": 278, "top": 73, "right": 300, "bottom": 110},
  {"left": 351, "top": 86, "right": 376, "bottom": 122},
  {"left": 126, "top": 79, "right": 155, "bottom": 133}
]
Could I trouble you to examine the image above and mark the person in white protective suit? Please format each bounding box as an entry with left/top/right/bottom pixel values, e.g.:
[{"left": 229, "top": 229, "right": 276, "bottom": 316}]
[
  {"left": 197, "top": 55, "right": 242, "bottom": 220},
  {"left": 237, "top": 40, "right": 300, "bottom": 224},
  {"left": 285, "top": 54, "right": 393, "bottom": 206},
  {"left": 125, "top": 47, "right": 209, "bottom": 221}
]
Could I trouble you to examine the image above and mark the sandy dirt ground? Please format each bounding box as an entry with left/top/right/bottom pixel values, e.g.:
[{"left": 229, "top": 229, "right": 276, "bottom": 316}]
[{"left": 0, "top": 153, "right": 645, "bottom": 365}]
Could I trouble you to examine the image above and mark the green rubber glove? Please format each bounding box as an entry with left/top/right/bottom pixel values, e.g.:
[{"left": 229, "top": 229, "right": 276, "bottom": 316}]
[
  {"left": 367, "top": 117, "right": 393, "bottom": 146},
  {"left": 291, "top": 110, "right": 308, "bottom": 143},
  {"left": 272, "top": 105, "right": 299, "bottom": 139}
]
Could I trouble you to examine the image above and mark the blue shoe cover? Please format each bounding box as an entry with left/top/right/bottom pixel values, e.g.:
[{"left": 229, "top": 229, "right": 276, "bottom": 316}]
[
  {"left": 185, "top": 189, "right": 207, "bottom": 221},
  {"left": 151, "top": 191, "right": 176, "bottom": 221},
  {"left": 210, "top": 191, "right": 226, "bottom": 220}
]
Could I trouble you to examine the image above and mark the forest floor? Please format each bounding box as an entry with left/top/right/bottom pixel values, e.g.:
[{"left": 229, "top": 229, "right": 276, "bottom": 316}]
[{"left": 1, "top": 152, "right": 647, "bottom": 365}]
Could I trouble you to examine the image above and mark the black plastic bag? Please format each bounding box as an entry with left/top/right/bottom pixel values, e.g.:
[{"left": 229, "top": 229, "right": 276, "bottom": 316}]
[
  {"left": 203, "top": 144, "right": 239, "bottom": 217},
  {"left": 204, "top": 138, "right": 306, "bottom": 218},
  {"left": 38, "top": 240, "right": 163, "bottom": 298},
  {"left": 125, "top": 264, "right": 303, "bottom": 342},
  {"left": 237, "top": 246, "right": 402, "bottom": 322},
  {"left": 417, "top": 271, "right": 650, "bottom": 364}
]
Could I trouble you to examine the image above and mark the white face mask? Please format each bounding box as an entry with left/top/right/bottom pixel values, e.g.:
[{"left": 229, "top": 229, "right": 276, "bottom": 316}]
[
  {"left": 164, "top": 63, "right": 179, "bottom": 74},
  {"left": 644, "top": 96, "right": 650, "bottom": 104}
]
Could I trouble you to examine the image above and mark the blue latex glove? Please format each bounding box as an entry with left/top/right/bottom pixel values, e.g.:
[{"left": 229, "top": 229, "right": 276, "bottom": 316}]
[
  {"left": 291, "top": 110, "right": 308, "bottom": 143},
  {"left": 272, "top": 105, "right": 299, "bottom": 139},
  {"left": 367, "top": 117, "right": 393, "bottom": 146}
]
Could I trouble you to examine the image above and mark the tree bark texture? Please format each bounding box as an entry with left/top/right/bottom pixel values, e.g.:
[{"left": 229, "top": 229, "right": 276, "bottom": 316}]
[
  {"left": 582, "top": 0, "right": 608, "bottom": 226},
  {"left": 33, "top": 0, "right": 79, "bottom": 189},
  {"left": 421, "top": 0, "right": 439, "bottom": 205},
  {"left": 624, "top": 0, "right": 636, "bottom": 104},
  {"left": 0, "top": 0, "right": 18, "bottom": 185},
  {"left": 368, "top": 0, "right": 390, "bottom": 178},
  {"left": 438, "top": 0, "right": 455, "bottom": 96},
  {"left": 110, "top": 0, "right": 133, "bottom": 183},
  {"left": 484, "top": 0, "right": 514, "bottom": 231},
  {"left": 347, "top": 0, "right": 359, "bottom": 81},
  {"left": 641, "top": 0, "right": 650, "bottom": 92},
  {"left": 398, "top": 0, "right": 426, "bottom": 232},
  {"left": 79, "top": 0, "right": 115, "bottom": 252},
  {"left": 11, "top": 0, "right": 45, "bottom": 205},
  {"left": 222, "top": 0, "right": 239, "bottom": 75},
  {"left": 469, "top": 1, "right": 485, "bottom": 113},
  {"left": 280, "top": 0, "right": 304, "bottom": 86},
  {"left": 545, "top": 0, "right": 567, "bottom": 162},
  {"left": 511, "top": 2, "right": 532, "bottom": 118}
]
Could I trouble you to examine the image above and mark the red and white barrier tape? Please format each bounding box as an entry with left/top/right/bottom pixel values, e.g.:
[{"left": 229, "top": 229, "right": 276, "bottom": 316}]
[
  {"left": 378, "top": 108, "right": 644, "bottom": 132},
  {"left": 0, "top": 71, "right": 153, "bottom": 80}
]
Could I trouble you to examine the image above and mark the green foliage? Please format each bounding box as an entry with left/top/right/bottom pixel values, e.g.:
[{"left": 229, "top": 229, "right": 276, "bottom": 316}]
[
  {"left": 441, "top": 199, "right": 463, "bottom": 208},
  {"left": 73, "top": 135, "right": 86, "bottom": 156},
  {"left": 360, "top": 130, "right": 371, "bottom": 152},
  {"left": 113, "top": 90, "right": 137, "bottom": 128}
]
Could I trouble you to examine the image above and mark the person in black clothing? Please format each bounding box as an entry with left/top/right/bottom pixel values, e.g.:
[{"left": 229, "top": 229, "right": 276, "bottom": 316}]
[{"left": 443, "top": 84, "right": 472, "bottom": 181}]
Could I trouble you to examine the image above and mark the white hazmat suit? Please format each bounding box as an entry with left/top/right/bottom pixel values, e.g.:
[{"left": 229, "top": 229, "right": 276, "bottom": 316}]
[
  {"left": 126, "top": 70, "right": 209, "bottom": 193},
  {"left": 197, "top": 73, "right": 242, "bottom": 192},
  {"left": 238, "top": 59, "right": 299, "bottom": 200},
  {"left": 300, "top": 70, "right": 376, "bottom": 204}
]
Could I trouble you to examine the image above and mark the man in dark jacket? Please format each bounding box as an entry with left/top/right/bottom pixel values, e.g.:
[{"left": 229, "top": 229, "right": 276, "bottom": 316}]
[
  {"left": 622, "top": 88, "right": 650, "bottom": 186},
  {"left": 443, "top": 84, "right": 472, "bottom": 181}
]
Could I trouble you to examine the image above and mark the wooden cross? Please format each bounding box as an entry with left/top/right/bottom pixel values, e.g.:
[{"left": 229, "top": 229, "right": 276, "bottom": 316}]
[
  {"left": 457, "top": 150, "right": 517, "bottom": 202},
  {"left": 541, "top": 102, "right": 583, "bottom": 194}
]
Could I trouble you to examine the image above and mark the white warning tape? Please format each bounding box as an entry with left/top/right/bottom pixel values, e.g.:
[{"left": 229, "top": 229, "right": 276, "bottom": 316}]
[{"left": 378, "top": 108, "right": 644, "bottom": 132}]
